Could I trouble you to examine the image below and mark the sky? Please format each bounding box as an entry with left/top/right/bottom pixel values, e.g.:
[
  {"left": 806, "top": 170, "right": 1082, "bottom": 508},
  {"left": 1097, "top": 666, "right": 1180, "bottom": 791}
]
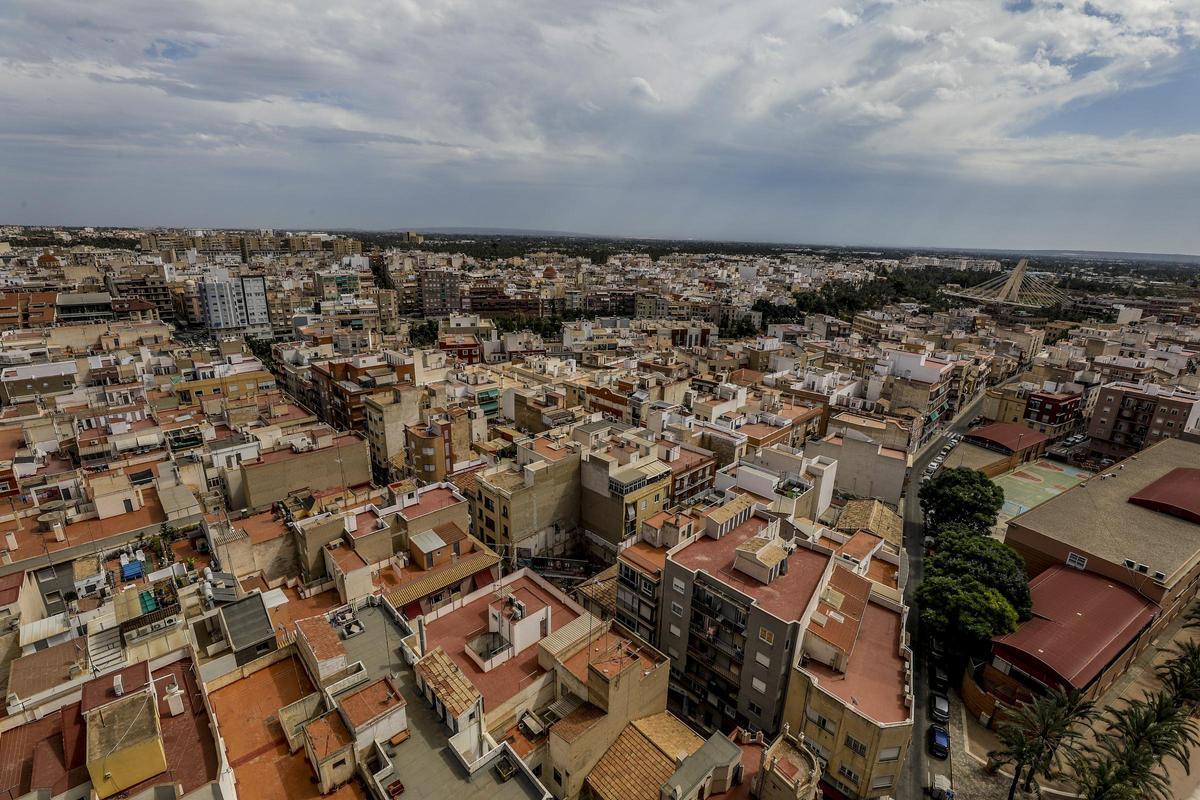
[{"left": 2, "top": 0, "right": 1200, "bottom": 254}]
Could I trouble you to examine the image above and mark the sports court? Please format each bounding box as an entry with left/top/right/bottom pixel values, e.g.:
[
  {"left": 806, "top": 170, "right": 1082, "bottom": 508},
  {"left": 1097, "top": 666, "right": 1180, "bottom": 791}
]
[{"left": 995, "top": 458, "right": 1092, "bottom": 521}]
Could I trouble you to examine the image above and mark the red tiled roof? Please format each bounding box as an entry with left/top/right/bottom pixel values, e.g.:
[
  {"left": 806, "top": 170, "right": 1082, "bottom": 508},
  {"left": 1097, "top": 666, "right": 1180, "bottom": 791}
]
[
  {"left": 992, "top": 565, "right": 1158, "bottom": 690},
  {"left": 1128, "top": 467, "right": 1200, "bottom": 524}
]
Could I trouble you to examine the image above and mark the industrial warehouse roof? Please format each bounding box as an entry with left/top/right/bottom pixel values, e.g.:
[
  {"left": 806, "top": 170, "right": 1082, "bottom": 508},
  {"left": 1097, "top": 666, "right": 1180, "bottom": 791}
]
[
  {"left": 1008, "top": 439, "right": 1200, "bottom": 588},
  {"left": 992, "top": 565, "right": 1157, "bottom": 690},
  {"left": 1128, "top": 467, "right": 1200, "bottom": 524}
]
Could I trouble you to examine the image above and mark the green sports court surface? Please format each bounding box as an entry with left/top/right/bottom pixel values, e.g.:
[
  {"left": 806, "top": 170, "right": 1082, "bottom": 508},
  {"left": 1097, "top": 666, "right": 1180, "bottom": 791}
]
[{"left": 996, "top": 459, "right": 1093, "bottom": 519}]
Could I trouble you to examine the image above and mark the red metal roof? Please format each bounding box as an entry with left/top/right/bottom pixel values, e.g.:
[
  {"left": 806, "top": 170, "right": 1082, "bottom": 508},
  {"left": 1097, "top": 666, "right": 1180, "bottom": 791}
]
[
  {"left": 1128, "top": 468, "right": 1200, "bottom": 524},
  {"left": 965, "top": 422, "right": 1049, "bottom": 453},
  {"left": 992, "top": 565, "right": 1157, "bottom": 690}
]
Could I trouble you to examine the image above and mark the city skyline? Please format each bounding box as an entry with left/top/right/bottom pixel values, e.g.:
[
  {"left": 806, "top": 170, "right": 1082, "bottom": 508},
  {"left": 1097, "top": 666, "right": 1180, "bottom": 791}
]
[{"left": 2, "top": 1, "right": 1200, "bottom": 254}]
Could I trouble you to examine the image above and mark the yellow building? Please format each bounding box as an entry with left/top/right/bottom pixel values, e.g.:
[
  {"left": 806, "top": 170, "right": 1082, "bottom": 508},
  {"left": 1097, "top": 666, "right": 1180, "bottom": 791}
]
[
  {"left": 173, "top": 368, "right": 276, "bottom": 407},
  {"left": 86, "top": 687, "right": 169, "bottom": 798},
  {"left": 781, "top": 578, "right": 913, "bottom": 800}
]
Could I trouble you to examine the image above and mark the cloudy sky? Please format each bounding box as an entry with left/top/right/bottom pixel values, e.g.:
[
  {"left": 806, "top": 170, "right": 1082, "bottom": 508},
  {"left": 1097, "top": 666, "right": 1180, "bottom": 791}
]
[{"left": 2, "top": 0, "right": 1199, "bottom": 253}]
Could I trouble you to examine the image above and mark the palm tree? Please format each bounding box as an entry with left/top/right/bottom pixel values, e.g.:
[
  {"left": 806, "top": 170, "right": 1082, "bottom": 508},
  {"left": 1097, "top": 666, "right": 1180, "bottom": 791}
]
[
  {"left": 1104, "top": 690, "right": 1199, "bottom": 774},
  {"left": 1072, "top": 692, "right": 1199, "bottom": 799},
  {"left": 1184, "top": 603, "right": 1200, "bottom": 630},
  {"left": 1158, "top": 639, "right": 1200, "bottom": 714},
  {"left": 993, "top": 687, "right": 1094, "bottom": 799}
]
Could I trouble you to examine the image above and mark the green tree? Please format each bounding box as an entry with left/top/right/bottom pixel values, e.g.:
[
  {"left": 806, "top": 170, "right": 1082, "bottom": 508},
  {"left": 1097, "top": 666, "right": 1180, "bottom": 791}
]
[
  {"left": 1071, "top": 692, "right": 1198, "bottom": 800},
  {"left": 919, "top": 467, "right": 1005, "bottom": 532},
  {"left": 916, "top": 574, "right": 1018, "bottom": 647},
  {"left": 927, "top": 524, "right": 1033, "bottom": 620},
  {"left": 1183, "top": 603, "right": 1200, "bottom": 630},
  {"left": 409, "top": 319, "right": 439, "bottom": 346},
  {"left": 993, "top": 687, "right": 1094, "bottom": 798},
  {"left": 1158, "top": 639, "right": 1200, "bottom": 714}
]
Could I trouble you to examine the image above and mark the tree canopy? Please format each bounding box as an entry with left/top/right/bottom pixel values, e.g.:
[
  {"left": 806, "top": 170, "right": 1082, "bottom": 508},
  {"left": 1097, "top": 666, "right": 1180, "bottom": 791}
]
[
  {"left": 916, "top": 573, "right": 1018, "bottom": 646},
  {"left": 919, "top": 466, "right": 1006, "bottom": 532},
  {"left": 928, "top": 524, "right": 1033, "bottom": 620}
]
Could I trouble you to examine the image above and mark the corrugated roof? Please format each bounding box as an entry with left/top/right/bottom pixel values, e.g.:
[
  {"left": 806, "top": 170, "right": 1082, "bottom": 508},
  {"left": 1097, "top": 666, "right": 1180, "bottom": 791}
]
[
  {"left": 1128, "top": 467, "right": 1200, "bottom": 524},
  {"left": 992, "top": 565, "right": 1158, "bottom": 690},
  {"left": 537, "top": 612, "right": 603, "bottom": 660},
  {"left": 966, "top": 421, "right": 1049, "bottom": 452}
]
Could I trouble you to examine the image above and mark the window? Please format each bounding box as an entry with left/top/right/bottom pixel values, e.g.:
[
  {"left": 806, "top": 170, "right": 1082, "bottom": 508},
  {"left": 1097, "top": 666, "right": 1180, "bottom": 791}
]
[
  {"left": 837, "top": 765, "right": 860, "bottom": 785},
  {"left": 755, "top": 651, "right": 771, "bottom": 668},
  {"left": 759, "top": 627, "right": 774, "bottom": 645},
  {"left": 751, "top": 677, "right": 767, "bottom": 693},
  {"left": 845, "top": 735, "right": 868, "bottom": 757},
  {"left": 669, "top": 624, "right": 681, "bottom": 638},
  {"left": 333, "top": 759, "right": 347, "bottom": 770},
  {"left": 871, "top": 775, "right": 895, "bottom": 790},
  {"left": 1066, "top": 552, "right": 1088, "bottom": 570},
  {"left": 748, "top": 701, "right": 763, "bottom": 716},
  {"left": 673, "top": 577, "right": 686, "bottom": 594},
  {"left": 878, "top": 746, "right": 901, "bottom": 762},
  {"left": 553, "top": 769, "right": 562, "bottom": 786},
  {"left": 671, "top": 602, "right": 683, "bottom": 617},
  {"left": 806, "top": 708, "right": 832, "bottom": 732}
]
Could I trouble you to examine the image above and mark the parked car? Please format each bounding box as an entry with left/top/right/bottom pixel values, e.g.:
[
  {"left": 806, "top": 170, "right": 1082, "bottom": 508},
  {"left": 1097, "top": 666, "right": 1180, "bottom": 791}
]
[
  {"left": 931, "top": 665, "right": 950, "bottom": 692},
  {"left": 928, "top": 636, "right": 947, "bottom": 660},
  {"left": 928, "top": 725, "right": 950, "bottom": 760},
  {"left": 930, "top": 692, "right": 950, "bottom": 724}
]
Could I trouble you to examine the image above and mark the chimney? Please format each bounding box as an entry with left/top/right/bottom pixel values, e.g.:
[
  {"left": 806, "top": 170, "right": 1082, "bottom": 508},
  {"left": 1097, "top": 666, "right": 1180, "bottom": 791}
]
[
  {"left": 4, "top": 532, "right": 16, "bottom": 552},
  {"left": 52, "top": 521, "right": 65, "bottom": 542},
  {"left": 113, "top": 674, "right": 124, "bottom": 697},
  {"left": 417, "top": 616, "right": 427, "bottom": 655},
  {"left": 165, "top": 683, "right": 185, "bottom": 716}
]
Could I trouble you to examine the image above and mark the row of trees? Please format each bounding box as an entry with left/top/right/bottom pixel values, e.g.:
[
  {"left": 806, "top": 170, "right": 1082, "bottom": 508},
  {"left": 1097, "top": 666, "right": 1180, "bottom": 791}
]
[
  {"left": 915, "top": 468, "right": 1027, "bottom": 650},
  {"left": 993, "top": 606, "right": 1200, "bottom": 799}
]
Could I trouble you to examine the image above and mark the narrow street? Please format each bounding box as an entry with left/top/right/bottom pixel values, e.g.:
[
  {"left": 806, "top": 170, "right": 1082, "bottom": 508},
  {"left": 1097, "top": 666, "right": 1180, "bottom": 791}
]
[{"left": 898, "top": 388, "right": 991, "bottom": 799}]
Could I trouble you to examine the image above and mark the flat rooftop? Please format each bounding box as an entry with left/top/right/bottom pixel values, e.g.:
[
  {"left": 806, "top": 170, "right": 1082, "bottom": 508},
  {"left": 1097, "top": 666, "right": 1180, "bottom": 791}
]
[
  {"left": 211, "top": 658, "right": 363, "bottom": 800},
  {"left": 423, "top": 574, "right": 580, "bottom": 711},
  {"left": 1008, "top": 438, "right": 1200, "bottom": 586},
  {"left": 801, "top": 601, "right": 910, "bottom": 725},
  {"left": 672, "top": 517, "right": 830, "bottom": 621},
  {"left": 399, "top": 486, "right": 462, "bottom": 521},
  {"left": 563, "top": 629, "right": 662, "bottom": 684},
  {"left": 332, "top": 606, "right": 546, "bottom": 800}
]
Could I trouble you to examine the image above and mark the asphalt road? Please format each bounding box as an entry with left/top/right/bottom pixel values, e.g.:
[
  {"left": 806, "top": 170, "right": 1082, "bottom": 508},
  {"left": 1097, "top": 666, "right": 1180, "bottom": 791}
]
[{"left": 898, "top": 388, "right": 990, "bottom": 799}]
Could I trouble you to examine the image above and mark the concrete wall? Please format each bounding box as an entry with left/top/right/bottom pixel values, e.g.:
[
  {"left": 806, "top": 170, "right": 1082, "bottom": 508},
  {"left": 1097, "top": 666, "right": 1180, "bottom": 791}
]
[{"left": 241, "top": 438, "right": 371, "bottom": 511}]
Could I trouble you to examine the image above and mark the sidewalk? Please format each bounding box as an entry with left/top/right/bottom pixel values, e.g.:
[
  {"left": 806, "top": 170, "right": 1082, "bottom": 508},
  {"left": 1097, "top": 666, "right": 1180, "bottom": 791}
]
[{"left": 956, "top": 608, "right": 1200, "bottom": 800}]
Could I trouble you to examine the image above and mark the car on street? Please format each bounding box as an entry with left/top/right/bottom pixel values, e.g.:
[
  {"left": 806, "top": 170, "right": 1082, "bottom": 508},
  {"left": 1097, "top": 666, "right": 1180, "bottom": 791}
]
[
  {"left": 931, "top": 664, "right": 950, "bottom": 692},
  {"left": 930, "top": 692, "right": 950, "bottom": 724},
  {"left": 927, "top": 725, "right": 950, "bottom": 760},
  {"left": 928, "top": 636, "right": 946, "bottom": 660}
]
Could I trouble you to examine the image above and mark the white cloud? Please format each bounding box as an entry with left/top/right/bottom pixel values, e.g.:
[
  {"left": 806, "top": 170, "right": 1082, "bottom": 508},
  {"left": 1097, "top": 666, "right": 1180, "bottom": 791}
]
[
  {"left": 822, "top": 7, "right": 861, "bottom": 28},
  {"left": 629, "top": 76, "right": 661, "bottom": 104},
  {"left": 0, "top": 0, "right": 1198, "bottom": 247}
]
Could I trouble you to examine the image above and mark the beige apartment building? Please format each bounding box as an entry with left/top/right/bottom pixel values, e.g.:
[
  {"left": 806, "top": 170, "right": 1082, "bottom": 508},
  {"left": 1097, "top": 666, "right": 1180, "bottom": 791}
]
[
  {"left": 781, "top": 570, "right": 913, "bottom": 800},
  {"left": 364, "top": 385, "right": 426, "bottom": 482},
  {"left": 474, "top": 434, "right": 581, "bottom": 556}
]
